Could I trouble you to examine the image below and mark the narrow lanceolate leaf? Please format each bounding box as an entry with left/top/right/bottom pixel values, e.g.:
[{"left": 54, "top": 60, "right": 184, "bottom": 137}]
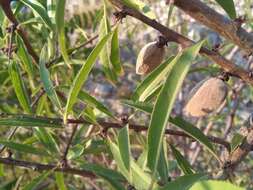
[
  {"left": 170, "top": 144, "right": 194, "bottom": 175},
  {"left": 16, "top": 35, "right": 34, "bottom": 78},
  {"left": 80, "top": 163, "right": 125, "bottom": 190},
  {"left": 39, "top": 44, "right": 62, "bottom": 110},
  {"left": 78, "top": 90, "right": 115, "bottom": 119},
  {"left": 231, "top": 133, "right": 245, "bottom": 152},
  {"left": 64, "top": 32, "right": 112, "bottom": 123},
  {"left": 190, "top": 180, "right": 244, "bottom": 190},
  {"left": 55, "top": 172, "right": 67, "bottom": 190},
  {"left": 110, "top": 25, "right": 123, "bottom": 75},
  {"left": 157, "top": 141, "right": 169, "bottom": 184},
  {"left": 34, "top": 127, "right": 59, "bottom": 155},
  {"left": 55, "top": 0, "right": 71, "bottom": 68},
  {"left": 214, "top": 0, "right": 236, "bottom": 19},
  {"left": 133, "top": 56, "right": 175, "bottom": 102},
  {"left": 47, "top": 0, "right": 56, "bottom": 19},
  {"left": 122, "top": 101, "right": 218, "bottom": 161},
  {"left": 108, "top": 140, "right": 130, "bottom": 180},
  {"left": 118, "top": 124, "right": 131, "bottom": 171},
  {"left": 20, "top": 0, "right": 54, "bottom": 30},
  {"left": 99, "top": 2, "right": 117, "bottom": 83},
  {"left": 9, "top": 61, "right": 32, "bottom": 114},
  {"left": 120, "top": 0, "right": 156, "bottom": 19},
  {"left": 108, "top": 140, "right": 155, "bottom": 189},
  {"left": 147, "top": 41, "right": 204, "bottom": 173},
  {"left": 121, "top": 99, "right": 153, "bottom": 113},
  {"left": 23, "top": 170, "right": 53, "bottom": 190},
  {"left": 0, "top": 114, "right": 62, "bottom": 128},
  {"left": 169, "top": 116, "right": 219, "bottom": 161},
  {"left": 0, "top": 140, "right": 49, "bottom": 156},
  {"left": 159, "top": 173, "right": 206, "bottom": 190}
]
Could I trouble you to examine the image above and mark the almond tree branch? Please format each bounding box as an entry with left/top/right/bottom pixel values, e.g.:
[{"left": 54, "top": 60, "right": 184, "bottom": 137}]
[
  {"left": 0, "top": 0, "right": 39, "bottom": 63},
  {"left": 108, "top": 0, "right": 253, "bottom": 86},
  {"left": 224, "top": 128, "right": 253, "bottom": 171},
  {"left": 66, "top": 118, "right": 230, "bottom": 150},
  {"left": 0, "top": 157, "right": 96, "bottom": 178},
  {"left": 173, "top": 0, "right": 253, "bottom": 54}
]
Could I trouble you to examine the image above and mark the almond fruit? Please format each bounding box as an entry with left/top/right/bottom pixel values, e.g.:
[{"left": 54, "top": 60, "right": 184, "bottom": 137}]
[
  {"left": 184, "top": 77, "right": 228, "bottom": 117},
  {"left": 136, "top": 41, "right": 165, "bottom": 75}
]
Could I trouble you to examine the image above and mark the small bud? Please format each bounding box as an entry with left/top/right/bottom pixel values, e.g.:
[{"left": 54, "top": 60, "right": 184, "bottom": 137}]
[
  {"left": 136, "top": 41, "right": 165, "bottom": 75},
  {"left": 184, "top": 77, "right": 228, "bottom": 117}
]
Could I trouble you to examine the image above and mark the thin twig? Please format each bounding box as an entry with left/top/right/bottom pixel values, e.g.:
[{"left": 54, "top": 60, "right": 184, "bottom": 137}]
[
  {"left": 62, "top": 124, "right": 79, "bottom": 161},
  {"left": 0, "top": 0, "right": 39, "bottom": 63},
  {"left": 0, "top": 157, "right": 96, "bottom": 178}
]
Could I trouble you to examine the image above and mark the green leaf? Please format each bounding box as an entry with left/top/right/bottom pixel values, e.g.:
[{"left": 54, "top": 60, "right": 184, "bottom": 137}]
[
  {"left": 214, "top": 0, "right": 236, "bottom": 19},
  {"left": 121, "top": 0, "right": 156, "bottom": 19},
  {"left": 169, "top": 116, "right": 218, "bottom": 161},
  {"left": 55, "top": 0, "right": 71, "bottom": 68},
  {"left": 34, "top": 127, "right": 59, "bottom": 156},
  {"left": 133, "top": 56, "right": 174, "bottom": 102},
  {"left": 9, "top": 61, "right": 32, "bottom": 114},
  {"left": 131, "top": 161, "right": 154, "bottom": 190},
  {"left": 55, "top": 172, "right": 68, "bottom": 190},
  {"left": 108, "top": 140, "right": 155, "bottom": 189},
  {"left": 147, "top": 41, "right": 204, "bottom": 173},
  {"left": 230, "top": 133, "right": 245, "bottom": 152},
  {"left": 170, "top": 144, "right": 194, "bottom": 175},
  {"left": 67, "top": 144, "right": 84, "bottom": 160},
  {"left": 39, "top": 44, "right": 62, "bottom": 110},
  {"left": 0, "top": 164, "right": 4, "bottom": 177},
  {"left": 16, "top": 34, "right": 34, "bottom": 78},
  {"left": 64, "top": 31, "right": 113, "bottom": 123},
  {"left": 80, "top": 163, "right": 125, "bottom": 190},
  {"left": 20, "top": 0, "right": 54, "bottom": 30},
  {"left": 78, "top": 90, "right": 115, "bottom": 119},
  {"left": 110, "top": 25, "right": 123, "bottom": 75},
  {"left": 23, "top": 170, "right": 53, "bottom": 190},
  {"left": 190, "top": 180, "right": 245, "bottom": 190},
  {"left": 108, "top": 140, "right": 130, "bottom": 180},
  {"left": 0, "top": 114, "right": 62, "bottom": 128},
  {"left": 157, "top": 141, "right": 169, "bottom": 184},
  {"left": 99, "top": 2, "right": 117, "bottom": 83},
  {"left": 118, "top": 124, "right": 131, "bottom": 171},
  {"left": 159, "top": 173, "right": 206, "bottom": 190},
  {"left": 121, "top": 99, "right": 153, "bottom": 113},
  {"left": 0, "top": 140, "right": 49, "bottom": 156}
]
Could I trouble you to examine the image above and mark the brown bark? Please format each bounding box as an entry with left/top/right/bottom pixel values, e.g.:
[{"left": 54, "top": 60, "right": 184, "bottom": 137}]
[{"left": 173, "top": 0, "right": 253, "bottom": 54}]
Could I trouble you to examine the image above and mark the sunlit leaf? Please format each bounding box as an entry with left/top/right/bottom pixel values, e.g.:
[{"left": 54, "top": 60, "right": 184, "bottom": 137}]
[
  {"left": 20, "top": 0, "right": 54, "bottom": 29},
  {"left": 39, "top": 44, "right": 62, "bottom": 110},
  {"left": 159, "top": 173, "right": 206, "bottom": 190},
  {"left": 64, "top": 32, "right": 113, "bottom": 123},
  {"left": 190, "top": 180, "right": 244, "bottom": 190},
  {"left": 55, "top": 0, "right": 71, "bottom": 67},
  {"left": 118, "top": 124, "right": 131, "bottom": 171},
  {"left": 170, "top": 144, "right": 194, "bottom": 175},
  {"left": 147, "top": 41, "right": 204, "bottom": 173},
  {"left": 9, "top": 61, "right": 32, "bottom": 114},
  {"left": 0, "top": 114, "right": 62, "bottom": 128},
  {"left": 0, "top": 140, "right": 49, "bottom": 156},
  {"left": 214, "top": 0, "right": 236, "bottom": 19},
  {"left": 55, "top": 172, "right": 68, "bottom": 190}
]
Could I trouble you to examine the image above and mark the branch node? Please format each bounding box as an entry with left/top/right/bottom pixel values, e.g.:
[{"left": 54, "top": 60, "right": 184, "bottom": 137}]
[{"left": 113, "top": 10, "right": 127, "bottom": 23}]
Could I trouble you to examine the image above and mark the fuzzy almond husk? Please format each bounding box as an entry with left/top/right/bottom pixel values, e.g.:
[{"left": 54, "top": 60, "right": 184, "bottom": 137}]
[
  {"left": 136, "top": 42, "right": 165, "bottom": 75},
  {"left": 184, "top": 77, "right": 228, "bottom": 117}
]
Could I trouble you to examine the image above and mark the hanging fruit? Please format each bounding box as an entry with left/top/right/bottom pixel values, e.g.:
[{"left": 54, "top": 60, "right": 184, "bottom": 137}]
[
  {"left": 184, "top": 74, "right": 229, "bottom": 117},
  {"left": 136, "top": 36, "right": 167, "bottom": 75}
]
